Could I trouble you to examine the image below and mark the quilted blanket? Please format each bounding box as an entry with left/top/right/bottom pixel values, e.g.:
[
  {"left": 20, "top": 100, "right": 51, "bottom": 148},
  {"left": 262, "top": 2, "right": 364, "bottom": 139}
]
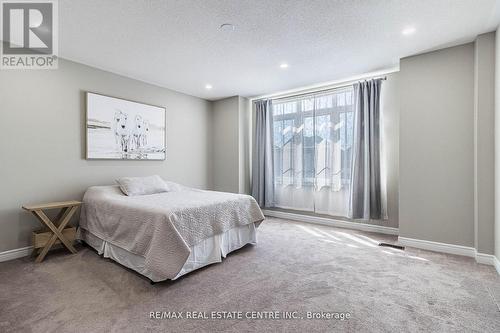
[{"left": 79, "top": 185, "right": 264, "bottom": 280}]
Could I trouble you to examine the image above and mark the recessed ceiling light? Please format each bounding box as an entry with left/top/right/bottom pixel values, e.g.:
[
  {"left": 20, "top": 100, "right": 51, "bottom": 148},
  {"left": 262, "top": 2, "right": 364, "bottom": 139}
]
[
  {"left": 402, "top": 27, "right": 416, "bottom": 36},
  {"left": 280, "top": 63, "right": 289, "bottom": 69},
  {"left": 205, "top": 84, "right": 213, "bottom": 90},
  {"left": 219, "top": 23, "right": 235, "bottom": 32}
]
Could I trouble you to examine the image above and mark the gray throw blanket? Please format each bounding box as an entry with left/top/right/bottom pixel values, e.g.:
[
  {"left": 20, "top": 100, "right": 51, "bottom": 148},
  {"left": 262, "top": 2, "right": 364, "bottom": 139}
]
[{"left": 79, "top": 186, "right": 264, "bottom": 280}]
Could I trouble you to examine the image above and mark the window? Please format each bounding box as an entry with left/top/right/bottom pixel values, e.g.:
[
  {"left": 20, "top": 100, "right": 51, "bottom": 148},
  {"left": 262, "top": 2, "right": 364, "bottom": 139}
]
[{"left": 271, "top": 87, "right": 354, "bottom": 190}]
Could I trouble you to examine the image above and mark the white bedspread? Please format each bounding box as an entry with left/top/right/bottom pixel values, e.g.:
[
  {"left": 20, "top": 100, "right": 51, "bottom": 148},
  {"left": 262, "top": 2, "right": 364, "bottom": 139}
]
[{"left": 79, "top": 185, "right": 264, "bottom": 280}]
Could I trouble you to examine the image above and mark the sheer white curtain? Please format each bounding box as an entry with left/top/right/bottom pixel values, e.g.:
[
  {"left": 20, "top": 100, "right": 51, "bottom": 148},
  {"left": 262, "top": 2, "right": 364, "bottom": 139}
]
[{"left": 271, "top": 87, "right": 354, "bottom": 217}]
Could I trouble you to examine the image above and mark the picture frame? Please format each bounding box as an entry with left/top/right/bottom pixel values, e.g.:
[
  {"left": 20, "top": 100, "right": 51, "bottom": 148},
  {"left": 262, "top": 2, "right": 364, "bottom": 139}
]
[{"left": 85, "top": 92, "right": 166, "bottom": 160}]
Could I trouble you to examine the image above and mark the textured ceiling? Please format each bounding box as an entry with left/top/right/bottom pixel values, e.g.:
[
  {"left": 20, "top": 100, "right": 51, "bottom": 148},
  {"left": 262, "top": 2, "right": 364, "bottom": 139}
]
[{"left": 59, "top": 0, "right": 500, "bottom": 100}]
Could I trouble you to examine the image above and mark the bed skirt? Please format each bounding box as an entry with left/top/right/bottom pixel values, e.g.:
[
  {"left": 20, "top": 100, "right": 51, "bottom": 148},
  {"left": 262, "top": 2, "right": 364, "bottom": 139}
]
[{"left": 77, "top": 223, "right": 257, "bottom": 282}]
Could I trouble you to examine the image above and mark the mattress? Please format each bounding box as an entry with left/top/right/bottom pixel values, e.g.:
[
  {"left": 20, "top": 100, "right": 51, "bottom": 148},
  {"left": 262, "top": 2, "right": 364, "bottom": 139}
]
[{"left": 77, "top": 223, "right": 257, "bottom": 281}]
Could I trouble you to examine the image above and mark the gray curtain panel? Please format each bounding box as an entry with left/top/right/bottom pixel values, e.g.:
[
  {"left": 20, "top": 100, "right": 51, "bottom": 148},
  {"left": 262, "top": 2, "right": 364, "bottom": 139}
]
[
  {"left": 349, "top": 79, "right": 383, "bottom": 220},
  {"left": 251, "top": 100, "right": 275, "bottom": 207}
]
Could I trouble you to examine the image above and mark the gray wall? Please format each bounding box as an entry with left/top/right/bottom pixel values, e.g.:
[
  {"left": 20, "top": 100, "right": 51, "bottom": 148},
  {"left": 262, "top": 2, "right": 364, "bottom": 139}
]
[
  {"left": 0, "top": 58, "right": 212, "bottom": 253},
  {"left": 212, "top": 96, "right": 252, "bottom": 194},
  {"left": 238, "top": 97, "right": 252, "bottom": 194},
  {"left": 380, "top": 73, "right": 400, "bottom": 229},
  {"left": 212, "top": 97, "right": 240, "bottom": 193},
  {"left": 399, "top": 43, "right": 475, "bottom": 246},
  {"left": 474, "top": 32, "right": 496, "bottom": 255}
]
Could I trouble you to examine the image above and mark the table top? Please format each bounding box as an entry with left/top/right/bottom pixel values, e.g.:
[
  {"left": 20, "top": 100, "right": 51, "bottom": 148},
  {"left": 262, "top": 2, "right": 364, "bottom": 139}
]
[{"left": 22, "top": 200, "right": 82, "bottom": 211}]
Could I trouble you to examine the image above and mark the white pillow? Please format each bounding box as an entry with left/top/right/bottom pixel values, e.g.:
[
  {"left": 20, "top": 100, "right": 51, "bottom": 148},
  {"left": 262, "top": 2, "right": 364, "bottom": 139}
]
[
  {"left": 164, "top": 181, "right": 184, "bottom": 192},
  {"left": 116, "top": 175, "right": 169, "bottom": 196}
]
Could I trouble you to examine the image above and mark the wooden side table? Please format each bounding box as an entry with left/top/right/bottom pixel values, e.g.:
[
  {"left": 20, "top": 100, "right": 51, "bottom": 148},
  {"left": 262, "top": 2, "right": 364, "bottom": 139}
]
[{"left": 22, "top": 200, "right": 82, "bottom": 262}]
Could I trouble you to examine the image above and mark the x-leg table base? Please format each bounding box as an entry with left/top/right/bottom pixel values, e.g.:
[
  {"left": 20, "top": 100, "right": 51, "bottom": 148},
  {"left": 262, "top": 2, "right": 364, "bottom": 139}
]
[{"left": 22, "top": 201, "right": 82, "bottom": 263}]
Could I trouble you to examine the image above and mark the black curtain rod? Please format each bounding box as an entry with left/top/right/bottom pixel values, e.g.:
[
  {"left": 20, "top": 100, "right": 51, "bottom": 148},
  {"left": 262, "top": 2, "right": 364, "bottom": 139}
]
[{"left": 254, "top": 76, "right": 387, "bottom": 103}]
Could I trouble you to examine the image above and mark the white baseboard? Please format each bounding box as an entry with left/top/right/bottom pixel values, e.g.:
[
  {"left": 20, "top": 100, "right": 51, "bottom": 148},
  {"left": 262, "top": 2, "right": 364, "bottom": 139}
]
[
  {"left": 494, "top": 256, "right": 500, "bottom": 275},
  {"left": 263, "top": 209, "right": 399, "bottom": 235},
  {"left": 0, "top": 246, "right": 33, "bottom": 262},
  {"left": 475, "top": 252, "right": 497, "bottom": 266},
  {"left": 398, "top": 236, "right": 500, "bottom": 274},
  {"left": 397, "top": 237, "right": 476, "bottom": 257}
]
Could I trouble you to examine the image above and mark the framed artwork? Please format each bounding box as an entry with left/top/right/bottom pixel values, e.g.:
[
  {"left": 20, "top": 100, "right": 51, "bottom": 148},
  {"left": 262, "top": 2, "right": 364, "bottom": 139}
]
[{"left": 86, "top": 92, "right": 166, "bottom": 160}]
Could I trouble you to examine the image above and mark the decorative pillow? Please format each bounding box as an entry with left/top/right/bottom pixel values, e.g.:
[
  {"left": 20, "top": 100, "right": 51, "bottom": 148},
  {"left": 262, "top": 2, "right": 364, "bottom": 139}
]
[{"left": 116, "top": 175, "right": 169, "bottom": 196}]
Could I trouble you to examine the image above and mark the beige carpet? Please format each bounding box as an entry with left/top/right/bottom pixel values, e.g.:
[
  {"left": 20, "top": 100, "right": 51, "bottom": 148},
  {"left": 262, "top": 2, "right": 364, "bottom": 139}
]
[{"left": 0, "top": 217, "right": 499, "bottom": 332}]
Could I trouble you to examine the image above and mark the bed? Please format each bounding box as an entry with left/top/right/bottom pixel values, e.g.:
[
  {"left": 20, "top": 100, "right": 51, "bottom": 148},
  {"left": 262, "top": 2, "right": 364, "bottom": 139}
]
[{"left": 77, "top": 184, "right": 264, "bottom": 282}]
